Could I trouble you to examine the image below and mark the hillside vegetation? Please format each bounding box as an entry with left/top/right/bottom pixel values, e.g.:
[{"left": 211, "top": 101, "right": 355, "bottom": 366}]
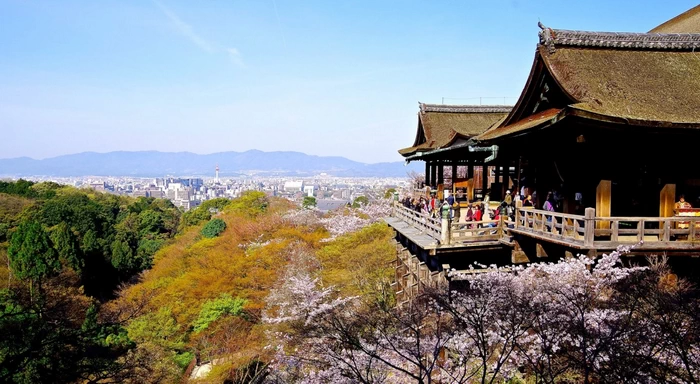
[{"left": 0, "top": 181, "right": 396, "bottom": 383}]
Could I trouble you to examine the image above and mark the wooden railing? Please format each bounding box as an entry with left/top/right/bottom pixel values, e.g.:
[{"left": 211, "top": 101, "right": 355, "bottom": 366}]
[
  {"left": 394, "top": 203, "right": 700, "bottom": 250},
  {"left": 593, "top": 216, "right": 700, "bottom": 245},
  {"left": 514, "top": 207, "right": 700, "bottom": 249},
  {"left": 393, "top": 204, "right": 441, "bottom": 240},
  {"left": 450, "top": 219, "right": 503, "bottom": 242},
  {"left": 513, "top": 207, "right": 589, "bottom": 245},
  {"left": 393, "top": 204, "right": 504, "bottom": 244}
]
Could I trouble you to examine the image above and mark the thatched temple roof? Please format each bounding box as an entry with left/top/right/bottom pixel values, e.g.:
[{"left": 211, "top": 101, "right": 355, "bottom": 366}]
[
  {"left": 399, "top": 104, "right": 510, "bottom": 157},
  {"left": 650, "top": 5, "right": 700, "bottom": 33},
  {"left": 477, "top": 20, "right": 700, "bottom": 143}
]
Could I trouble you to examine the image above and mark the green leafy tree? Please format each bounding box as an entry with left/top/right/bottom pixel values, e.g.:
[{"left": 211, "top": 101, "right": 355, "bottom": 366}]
[
  {"left": 384, "top": 188, "right": 397, "bottom": 199},
  {"left": 138, "top": 209, "right": 165, "bottom": 237},
  {"left": 302, "top": 196, "right": 317, "bottom": 209},
  {"left": 0, "top": 179, "right": 37, "bottom": 198},
  {"left": 137, "top": 238, "right": 164, "bottom": 269},
  {"left": 352, "top": 195, "right": 369, "bottom": 208},
  {"left": 30, "top": 181, "right": 62, "bottom": 200},
  {"left": 201, "top": 218, "right": 227, "bottom": 238},
  {"left": 127, "top": 307, "right": 185, "bottom": 351},
  {"left": 110, "top": 239, "right": 135, "bottom": 272},
  {"left": 80, "top": 229, "right": 99, "bottom": 254},
  {"left": 193, "top": 294, "right": 247, "bottom": 332},
  {"left": 226, "top": 191, "right": 268, "bottom": 217},
  {"left": 50, "top": 222, "right": 83, "bottom": 274},
  {"left": 8, "top": 220, "right": 60, "bottom": 300},
  {"left": 180, "top": 198, "right": 231, "bottom": 229}
]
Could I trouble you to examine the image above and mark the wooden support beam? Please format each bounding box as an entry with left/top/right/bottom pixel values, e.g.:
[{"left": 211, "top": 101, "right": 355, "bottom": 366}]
[
  {"left": 536, "top": 243, "right": 548, "bottom": 258},
  {"left": 451, "top": 163, "right": 457, "bottom": 194},
  {"left": 596, "top": 180, "right": 611, "bottom": 230},
  {"left": 660, "top": 184, "right": 676, "bottom": 218},
  {"left": 492, "top": 164, "right": 502, "bottom": 201},
  {"left": 425, "top": 162, "right": 430, "bottom": 187},
  {"left": 482, "top": 164, "right": 488, "bottom": 200},
  {"left": 584, "top": 207, "right": 595, "bottom": 247},
  {"left": 511, "top": 240, "right": 530, "bottom": 263}
]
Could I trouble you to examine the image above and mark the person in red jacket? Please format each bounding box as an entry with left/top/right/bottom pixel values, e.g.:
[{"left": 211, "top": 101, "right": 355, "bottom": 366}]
[{"left": 473, "top": 204, "right": 483, "bottom": 228}]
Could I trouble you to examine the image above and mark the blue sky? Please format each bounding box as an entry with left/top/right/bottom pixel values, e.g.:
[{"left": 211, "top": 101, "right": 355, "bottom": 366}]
[{"left": 0, "top": 0, "right": 696, "bottom": 163}]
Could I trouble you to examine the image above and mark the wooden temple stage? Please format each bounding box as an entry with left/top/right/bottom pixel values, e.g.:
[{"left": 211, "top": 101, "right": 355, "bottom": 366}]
[{"left": 388, "top": 5, "right": 700, "bottom": 301}]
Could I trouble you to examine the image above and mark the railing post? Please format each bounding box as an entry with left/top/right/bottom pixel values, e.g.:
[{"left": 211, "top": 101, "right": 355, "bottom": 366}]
[
  {"left": 441, "top": 216, "right": 451, "bottom": 245},
  {"left": 584, "top": 207, "right": 595, "bottom": 247},
  {"left": 690, "top": 219, "right": 697, "bottom": 241},
  {"left": 524, "top": 209, "right": 529, "bottom": 229},
  {"left": 498, "top": 214, "right": 505, "bottom": 238},
  {"left": 663, "top": 220, "right": 671, "bottom": 242},
  {"left": 612, "top": 220, "right": 619, "bottom": 242},
  {"left": 515, "top": 200, "right": 522, "bottom": 228},
  {"left": 638, "top": 219, "right": 645, "bottom": 243},
  {"left": 550, "top": 213, "right": 557, "bottom": 234}
]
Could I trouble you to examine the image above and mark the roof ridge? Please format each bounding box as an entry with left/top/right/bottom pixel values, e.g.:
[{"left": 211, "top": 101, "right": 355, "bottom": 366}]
[
  {"left": 537, "top": 23, "right": 700, "bottom": 53},
  {"left": 420, "top": 104, "right": 513, "bottom": 113}
]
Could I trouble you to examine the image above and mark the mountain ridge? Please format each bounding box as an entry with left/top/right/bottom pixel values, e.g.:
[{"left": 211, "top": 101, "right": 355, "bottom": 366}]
[{"left": 0, "top": 150, "right": 421, "bottom": 177}]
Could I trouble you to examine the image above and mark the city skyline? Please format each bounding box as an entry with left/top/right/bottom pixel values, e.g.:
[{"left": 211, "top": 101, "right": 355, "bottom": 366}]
[{"left": 1, "top": 1, "right": 696, "bottom": 163}]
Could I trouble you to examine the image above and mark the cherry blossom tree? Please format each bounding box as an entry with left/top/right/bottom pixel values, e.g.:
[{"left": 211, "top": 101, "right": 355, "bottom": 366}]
[{"left": 264, "top": 229, "right": 700, "bottom": 384}]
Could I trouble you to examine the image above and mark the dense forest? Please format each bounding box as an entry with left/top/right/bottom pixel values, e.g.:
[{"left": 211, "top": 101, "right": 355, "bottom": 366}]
[{"left": 2, "top": 180, "right": 699, "bottom": 383}]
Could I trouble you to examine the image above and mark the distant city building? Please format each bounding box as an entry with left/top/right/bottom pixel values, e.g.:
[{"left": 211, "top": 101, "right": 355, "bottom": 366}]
[
  {"left": 284, "top": 181, "right": 304, "bottom": 192},
  {"left": 172, "top": 199, "right": 191, "bottom": 211},
  {"left": 304, "top": 185, "right": 315, "bottom": 197},
  {"left": 317, "top": 199, "right": 350, "bottom": 213},
  {"left": 131, "top": 189, "right": 149, "bottom": 198}
]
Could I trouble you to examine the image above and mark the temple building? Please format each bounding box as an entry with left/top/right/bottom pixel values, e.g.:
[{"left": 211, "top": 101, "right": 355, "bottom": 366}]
[
  {"left": 399, "top": 103, "right": 511, "bottom": 201},
  {"left": 387, "top": 5, "right": 700, "bottom": 300}
]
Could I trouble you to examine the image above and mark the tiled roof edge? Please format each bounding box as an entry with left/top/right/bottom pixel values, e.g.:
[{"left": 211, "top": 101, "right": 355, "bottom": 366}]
[
  {"left": 419, "top": 103, "right": 512, "bottom": 114},
  {"left": 538, "top": 23, "right": 700, "bottom": 53}
]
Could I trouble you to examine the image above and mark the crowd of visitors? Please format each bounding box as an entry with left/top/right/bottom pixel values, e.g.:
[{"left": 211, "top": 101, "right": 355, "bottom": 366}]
[
  {"left": 399, "top": 186, "right": 567, "bottom": 231},
  {"left": 400, "top": 189, "right": 516, "bottom": 230}
]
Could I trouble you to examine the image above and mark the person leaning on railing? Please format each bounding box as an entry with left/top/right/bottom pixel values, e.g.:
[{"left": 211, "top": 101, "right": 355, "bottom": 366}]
[
  {"left": 462, "top": 203, "right": 474, "bottom": 230},
  {"left": 543, "top": 192, "right": 556, "bottom": 229},
  {"left": 473, "top": 204, "right": 483, "bottom": 228}
]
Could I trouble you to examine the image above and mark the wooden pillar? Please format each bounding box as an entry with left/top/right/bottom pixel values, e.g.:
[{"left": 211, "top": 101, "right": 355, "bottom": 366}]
[
  {"left": 660, "top": 183, "right": 676, "bottom": 217},
  {"left": 516, "top": 156, "right": 522, "bottom": 195},
  {"left": 428, "top": 162, "right": 435, "bottom": 189},
  {"left": 467, "top": 162, "right": 474, "bottom": 201},
  {"left": 584, "top": 207, "right": 595, "bottom": 247},
  {"left": 425, "top": 162, "right": 430, "bottom": 187},
  {"left": 494, "top": 165, "right": 502, "bottom": 200},
  {"left": 596, "top": 180, "right": 611, "bottom": 230},
  {"left": 482, "top": 164, "right": 489, "bottom": 200},
  {"left": 437, "top": 163, "right": 444, "bottom": 199},
  {"left": 451, "top": 163, "right": 457, "bottom": 194}
]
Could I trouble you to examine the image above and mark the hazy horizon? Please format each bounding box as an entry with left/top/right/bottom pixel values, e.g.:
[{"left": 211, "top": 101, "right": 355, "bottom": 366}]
[{"left": 0, "top": 148, "right": 414, "bottom": 164}]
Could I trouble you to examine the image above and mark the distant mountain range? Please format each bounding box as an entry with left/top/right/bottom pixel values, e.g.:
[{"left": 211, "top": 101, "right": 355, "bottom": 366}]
[{"left": 0, "top": 150, "right": 423, "bottom": 178}]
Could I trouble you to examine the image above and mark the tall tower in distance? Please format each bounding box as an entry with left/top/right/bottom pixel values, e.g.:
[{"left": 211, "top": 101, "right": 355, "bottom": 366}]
[{"left": 215, "top": 164, "right": 220, "bottom": 183}]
